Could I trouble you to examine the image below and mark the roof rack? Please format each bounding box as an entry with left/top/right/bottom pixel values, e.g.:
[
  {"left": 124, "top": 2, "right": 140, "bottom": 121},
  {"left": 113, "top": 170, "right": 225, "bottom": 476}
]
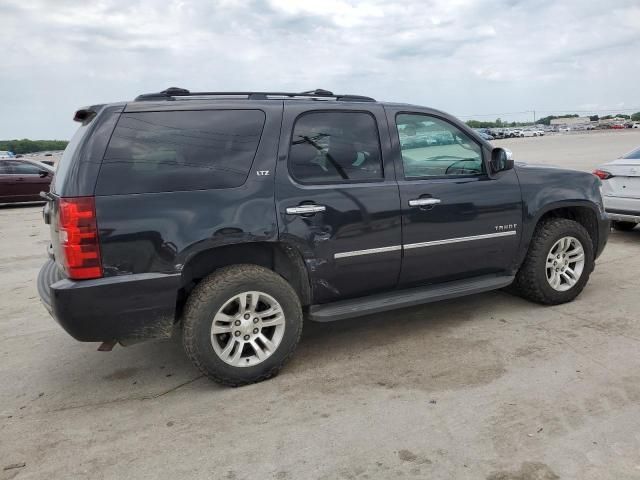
[{"left": 134, "top": 87, "right": 375, "bottom": 103}]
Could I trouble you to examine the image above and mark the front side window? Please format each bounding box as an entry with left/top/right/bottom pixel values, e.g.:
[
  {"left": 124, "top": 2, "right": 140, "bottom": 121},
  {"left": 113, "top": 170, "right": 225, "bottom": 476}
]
[
  {"left": 98, "top": 109, "right": 265, "bottom": 195},
  {"left": 396, "top": 114, "right": 483, "bottom": 178},
  {"left": 289, "top": 111, "right": 383, "bottom": 184}
]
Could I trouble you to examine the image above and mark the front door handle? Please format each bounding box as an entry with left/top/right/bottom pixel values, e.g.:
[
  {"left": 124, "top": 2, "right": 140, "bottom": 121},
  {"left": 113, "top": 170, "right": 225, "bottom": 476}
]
[
  {"left": 286, "top": 204, "right": 326, "bottom": 215},
  {"left": 409, "top": 198, "right": 441, "bottom": 207}
]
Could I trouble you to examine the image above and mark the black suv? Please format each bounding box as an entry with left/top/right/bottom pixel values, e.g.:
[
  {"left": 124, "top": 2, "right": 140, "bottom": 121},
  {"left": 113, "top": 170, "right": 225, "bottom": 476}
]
[{"left": 38, "top": 88, "right": 609, "bottom": 386}]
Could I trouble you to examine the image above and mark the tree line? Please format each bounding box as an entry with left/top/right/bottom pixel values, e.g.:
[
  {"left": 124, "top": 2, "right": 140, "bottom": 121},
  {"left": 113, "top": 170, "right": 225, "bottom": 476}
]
[{"left": 0, "top": 139, "right": 69, "bottom": 154}]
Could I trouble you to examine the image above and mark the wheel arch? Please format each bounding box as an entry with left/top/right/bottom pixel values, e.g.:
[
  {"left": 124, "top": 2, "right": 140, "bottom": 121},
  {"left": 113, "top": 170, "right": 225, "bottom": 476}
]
[
  {"left": 178, "top": 241, "right": 312, "bottom": 312},
  {"left": 516, "top": 202, "right": 600, "bottom": 270}
]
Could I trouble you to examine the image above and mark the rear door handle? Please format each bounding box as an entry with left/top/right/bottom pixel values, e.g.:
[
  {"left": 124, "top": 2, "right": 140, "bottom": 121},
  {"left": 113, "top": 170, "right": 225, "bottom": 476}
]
[
  {"left": 286, "top": 204, "right": 326, "bottom": 215},
  {"left": 409, "top": 198, "right": 441, "bottom": 207}
]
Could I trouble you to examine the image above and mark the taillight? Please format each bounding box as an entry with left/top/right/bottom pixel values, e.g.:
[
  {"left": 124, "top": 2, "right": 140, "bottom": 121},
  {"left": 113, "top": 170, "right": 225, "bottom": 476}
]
[
  {"left": 58, "top": 197, "right": 102, "bottom": 280},
  {"left": 593, "top": 169, "right": 613, "bottom": 180}
]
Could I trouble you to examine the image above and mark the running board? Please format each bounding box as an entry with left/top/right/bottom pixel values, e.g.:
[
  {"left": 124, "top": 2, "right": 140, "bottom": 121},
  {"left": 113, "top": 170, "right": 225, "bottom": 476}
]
[{"left": 308, "top": 274, "right": 514, "bottom": 322}]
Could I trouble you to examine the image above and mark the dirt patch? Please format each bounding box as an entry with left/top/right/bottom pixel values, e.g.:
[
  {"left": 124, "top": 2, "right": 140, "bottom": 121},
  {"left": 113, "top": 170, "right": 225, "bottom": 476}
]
[{"left": 487, "top": 461, "right": 559, "bottom": 480}]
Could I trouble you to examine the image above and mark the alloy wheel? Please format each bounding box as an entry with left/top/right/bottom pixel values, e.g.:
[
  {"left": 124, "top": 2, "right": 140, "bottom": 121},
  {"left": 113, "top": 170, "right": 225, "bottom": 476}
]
[
  {"left": 210, "top": 291, "right": 286, "bottom": 367},
  {"left": 545, "top": 236, "right": 585, "bottom": 292}
]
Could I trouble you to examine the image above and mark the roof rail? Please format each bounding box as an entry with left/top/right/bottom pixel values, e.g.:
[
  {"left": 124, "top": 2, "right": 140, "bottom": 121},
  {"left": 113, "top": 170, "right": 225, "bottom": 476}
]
[{"left": 134, "top": 87, "right": 375, "bottom": 102}]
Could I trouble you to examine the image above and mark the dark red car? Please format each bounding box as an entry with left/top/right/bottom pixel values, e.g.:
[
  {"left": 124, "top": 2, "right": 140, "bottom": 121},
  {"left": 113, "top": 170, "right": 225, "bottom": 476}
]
[{"left": 0, "top": 158, "right": 54, "bottom": 204}]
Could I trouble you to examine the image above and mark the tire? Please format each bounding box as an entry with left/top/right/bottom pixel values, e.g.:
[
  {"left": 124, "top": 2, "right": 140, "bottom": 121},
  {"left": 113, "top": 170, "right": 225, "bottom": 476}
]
[
  {"left": 182, "top": 264, "right": 303, "bottom": 387},
  {"left": 512, "top": 218, "right": 594, "bottom": 305},
  {"left": 612, "top": 221, "right": 636, "bottom": 231}
]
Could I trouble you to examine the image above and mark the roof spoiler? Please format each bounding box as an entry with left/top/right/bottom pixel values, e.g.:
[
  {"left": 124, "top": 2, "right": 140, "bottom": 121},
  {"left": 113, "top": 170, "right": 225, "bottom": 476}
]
[{"left": 73, "top": 105, "right": 104, "bottom": 124}]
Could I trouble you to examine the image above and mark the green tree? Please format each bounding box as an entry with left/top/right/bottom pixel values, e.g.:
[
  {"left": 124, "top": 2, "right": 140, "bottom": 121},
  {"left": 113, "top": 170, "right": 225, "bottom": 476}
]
[
  {"left": 0, "top": 139, "right": 68, "bottom": 154},
  {"left": 631, "top": 112, "right": 640, "bottom": 122}
]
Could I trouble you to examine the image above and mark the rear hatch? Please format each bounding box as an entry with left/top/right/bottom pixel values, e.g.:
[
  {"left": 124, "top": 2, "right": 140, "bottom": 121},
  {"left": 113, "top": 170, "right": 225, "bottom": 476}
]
[
  {"left": 43, "top": 104, "right": 121, "bottom": 277},
  {"left": 601, "top": 159, "right": 640, "bottom": 199}
]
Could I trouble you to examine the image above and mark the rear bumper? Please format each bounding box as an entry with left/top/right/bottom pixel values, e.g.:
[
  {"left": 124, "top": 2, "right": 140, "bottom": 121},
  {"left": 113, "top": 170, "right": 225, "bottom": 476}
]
[
  {"left": 38, "top": 260, "right": 181, "bottom": 342},
  {"left": 604, "top": 195, "right": 640, "bottom": 216},
  {"left": 607, "top": 211, "right": 640, "bottom": 224},
  {"left": 604, "top": 196, "right": 640, "bottom": 224}
]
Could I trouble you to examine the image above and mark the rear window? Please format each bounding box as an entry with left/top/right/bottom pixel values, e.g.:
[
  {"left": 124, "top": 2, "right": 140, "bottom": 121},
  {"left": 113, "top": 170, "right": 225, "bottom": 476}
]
[
  {"left": 623, "top": 147, "right": 640, "bottom": 159},
  {"left": 52, "top": 121, "right": 92, "bottom": 193},
  {"left": 96, "top": 110, "right": 265, "bottom": 195}
]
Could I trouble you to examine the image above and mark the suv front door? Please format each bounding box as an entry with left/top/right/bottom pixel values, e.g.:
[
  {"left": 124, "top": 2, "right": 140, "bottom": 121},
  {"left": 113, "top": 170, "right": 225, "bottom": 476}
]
[
  {"left": 275, "top": 103, "right": 401, "bottom": 304},
  {"left": 387, "top": 108, "right": 522, "bottom": 287}
]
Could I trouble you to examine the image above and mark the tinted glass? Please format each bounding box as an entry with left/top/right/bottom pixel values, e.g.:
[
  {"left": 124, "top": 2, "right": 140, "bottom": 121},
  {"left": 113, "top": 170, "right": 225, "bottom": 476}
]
[
  {"left": 623, "top": 147, "right": 640, "bottom": 159},
  {"left": 97, "top": 110, "right": 265, "bottom": 194},
  {"left": 289, "top": 112, "right": 383, "bottom": 184},
  {"left": 53, "top": 120, "right": 91, "bottom": 193},
  {"left": 11, "top": 161, "right": 41, "bottom": 174},
  {"left": 396, "top": 114, "right": 483, "bottom": 178},
  {"left": 0, "top": 161, "right": 12, "bottom": 174}
]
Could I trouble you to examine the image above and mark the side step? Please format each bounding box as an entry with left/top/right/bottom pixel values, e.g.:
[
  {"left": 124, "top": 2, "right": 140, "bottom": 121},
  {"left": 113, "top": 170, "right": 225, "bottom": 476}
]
[{"left": 308, "top": 274, "right": 514, "bottom": 322}]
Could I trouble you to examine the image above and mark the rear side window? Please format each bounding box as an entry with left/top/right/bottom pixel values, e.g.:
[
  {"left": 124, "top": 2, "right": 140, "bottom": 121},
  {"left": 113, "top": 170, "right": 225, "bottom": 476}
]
[
  {"left": 623, "top": 147, "right": 640, "bottom": 159},
  {"left": 288, "top": 111, "right": 383, "bottom": 184},
  {"left": 97, "top": 110, "right": 265, "bottom": 195}
]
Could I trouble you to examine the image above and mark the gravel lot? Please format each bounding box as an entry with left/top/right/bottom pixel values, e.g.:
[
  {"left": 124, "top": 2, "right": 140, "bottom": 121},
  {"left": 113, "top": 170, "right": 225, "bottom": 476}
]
[{"left": 2, "top": 130, "right": 640, "bottom": 480}]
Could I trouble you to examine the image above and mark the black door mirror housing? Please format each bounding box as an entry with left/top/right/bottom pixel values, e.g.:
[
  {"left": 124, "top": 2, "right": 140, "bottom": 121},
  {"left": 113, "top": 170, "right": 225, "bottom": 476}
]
[
  {"left": 490, "top": 147, "right": 514, "bottom": 174},
  {"left": 38, "top": 170, "right": 50, "bottom": 178}
]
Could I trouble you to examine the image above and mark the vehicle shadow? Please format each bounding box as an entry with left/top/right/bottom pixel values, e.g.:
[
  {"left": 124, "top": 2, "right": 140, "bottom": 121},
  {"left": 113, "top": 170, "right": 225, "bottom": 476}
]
[
  {"left": 0, "top": 202, "right": 45, "bottom": 209},
  {"left": 15, "top": 288, "right": 524, "bottom": 409}
]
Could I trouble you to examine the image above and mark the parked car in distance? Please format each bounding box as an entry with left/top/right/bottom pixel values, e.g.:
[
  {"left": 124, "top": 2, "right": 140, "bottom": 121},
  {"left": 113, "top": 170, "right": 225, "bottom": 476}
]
[
  {"left": 0, "top": 150, "right": 16, "bottom": 159},
  {"left": 522, "top": 129, "right": 545, "bottom": 137},
  {"left": 477, "top": 131, "right": 494, "bottom": 141},
  {"left": 38, "top": 87, "right": 609, "bottom": 386},
  {"left": 611, "top": 124, "right": 625, "bottom": 130},
  {"left": 488, "top": 129, "right": 505, "bottom": 139},
  {"left": 0, "top": 158, "right": 54, "bottom": 204},
  {"left": 632, "top": 123, "right": 640, "bottom": 129},
  {"left": 594, "top": 145, "right": 640, "bottom": 231}
]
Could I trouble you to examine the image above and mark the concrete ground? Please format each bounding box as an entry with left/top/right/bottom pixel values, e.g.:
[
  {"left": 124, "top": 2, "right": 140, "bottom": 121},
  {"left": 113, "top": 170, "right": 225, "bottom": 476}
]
[{"left": 2, "top": 130, "right": 640, "bottom": 480}]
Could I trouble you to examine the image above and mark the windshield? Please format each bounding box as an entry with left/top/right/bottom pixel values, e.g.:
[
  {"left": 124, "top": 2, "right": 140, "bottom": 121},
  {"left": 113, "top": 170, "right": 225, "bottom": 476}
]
[{"left": 622, "top": 146, "right": 640, "bottom": 159}]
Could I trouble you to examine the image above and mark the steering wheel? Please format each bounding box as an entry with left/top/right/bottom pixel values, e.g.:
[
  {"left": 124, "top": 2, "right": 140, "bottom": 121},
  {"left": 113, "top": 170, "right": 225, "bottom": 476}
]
[{"left": 444, "top": 158, "right": 480, "bottom": 175}]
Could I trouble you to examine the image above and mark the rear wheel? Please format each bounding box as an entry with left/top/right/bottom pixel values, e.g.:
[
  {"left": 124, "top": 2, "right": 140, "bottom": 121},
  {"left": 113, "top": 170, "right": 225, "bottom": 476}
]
[
  {"left": 512, "top": 218, "right": 594, "bottom": 305},
  {"left": 612, "top": 221, "right": 636, "bottom": 231},
  {"left": 182, "top": 265, "right": 303, "bottom": 386}
]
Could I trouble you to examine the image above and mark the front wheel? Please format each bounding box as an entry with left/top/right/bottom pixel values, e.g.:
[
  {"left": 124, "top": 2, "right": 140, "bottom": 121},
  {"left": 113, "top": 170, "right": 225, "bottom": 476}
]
[
  {"left": 512, "top": 218, "right": 594, "bottom": 305},
  {"left": 182, "top": 265, "right": 303, "bottom": 386}
]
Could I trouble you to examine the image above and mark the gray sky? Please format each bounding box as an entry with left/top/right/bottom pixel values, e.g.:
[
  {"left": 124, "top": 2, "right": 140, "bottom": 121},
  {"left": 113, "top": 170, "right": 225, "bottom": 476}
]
[{"left": 2, "top": 0, "right": 640, "bottom": 139}]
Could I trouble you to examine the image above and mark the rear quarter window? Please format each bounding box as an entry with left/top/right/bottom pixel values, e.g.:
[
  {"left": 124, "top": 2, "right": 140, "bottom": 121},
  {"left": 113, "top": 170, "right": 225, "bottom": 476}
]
[
  {"left": 96, "top": 110, "right": 265, "bottom": 195},
  {"left": 623, "top": 147, "right": 640, "bottom": 160}
]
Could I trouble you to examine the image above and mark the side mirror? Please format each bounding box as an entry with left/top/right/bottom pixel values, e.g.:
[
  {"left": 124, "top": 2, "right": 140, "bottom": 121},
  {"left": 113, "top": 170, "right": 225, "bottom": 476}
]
[
  {"left": 490, "top": 147, "right": 514, "bottom": 173},
  {"left": 38, "top": 170, "right": 49, "bottom": 178}
]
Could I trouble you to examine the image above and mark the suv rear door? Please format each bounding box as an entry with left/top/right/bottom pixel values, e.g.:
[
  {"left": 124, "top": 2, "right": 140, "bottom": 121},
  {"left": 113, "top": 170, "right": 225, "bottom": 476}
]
[
  {"left": 386, "top": 107, "right": 522, "bottom": 287},
  {"left": 275, "top": 102, "right": 401, "bottom": 304}
]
